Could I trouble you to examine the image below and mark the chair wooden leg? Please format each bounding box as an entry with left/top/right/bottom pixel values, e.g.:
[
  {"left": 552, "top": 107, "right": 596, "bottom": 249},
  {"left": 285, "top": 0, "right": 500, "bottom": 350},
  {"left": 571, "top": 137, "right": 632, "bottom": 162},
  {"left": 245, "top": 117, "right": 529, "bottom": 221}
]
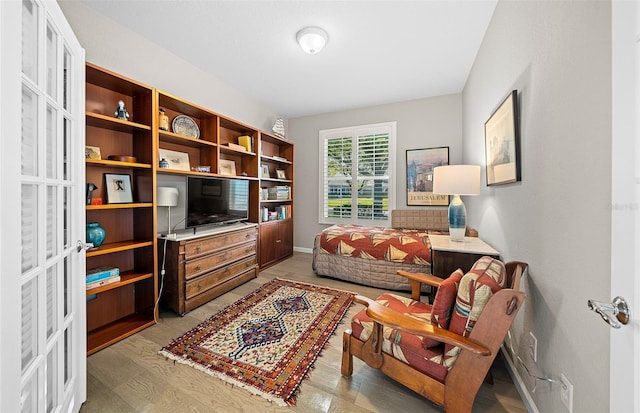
[{"left": 341, "top": 330, "right": 353, "bottom": 377}]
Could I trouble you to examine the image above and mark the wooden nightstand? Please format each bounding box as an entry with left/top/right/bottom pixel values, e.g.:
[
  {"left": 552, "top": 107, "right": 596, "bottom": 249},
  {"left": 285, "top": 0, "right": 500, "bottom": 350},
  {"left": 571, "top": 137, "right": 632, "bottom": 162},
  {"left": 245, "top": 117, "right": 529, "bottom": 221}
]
[{"left": 429, "top": 234, "right": 500, "bottom": 277}]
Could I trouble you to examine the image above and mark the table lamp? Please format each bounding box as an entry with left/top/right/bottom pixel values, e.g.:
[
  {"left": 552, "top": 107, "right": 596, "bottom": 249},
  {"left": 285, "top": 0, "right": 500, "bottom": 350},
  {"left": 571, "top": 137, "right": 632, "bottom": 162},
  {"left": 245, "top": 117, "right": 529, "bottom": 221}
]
[
  {"left": 432, "top": 165, "right": 481, "bottom": 242},
  {"left": 157, "top": 187, "right": 179, "bottom": 239}
]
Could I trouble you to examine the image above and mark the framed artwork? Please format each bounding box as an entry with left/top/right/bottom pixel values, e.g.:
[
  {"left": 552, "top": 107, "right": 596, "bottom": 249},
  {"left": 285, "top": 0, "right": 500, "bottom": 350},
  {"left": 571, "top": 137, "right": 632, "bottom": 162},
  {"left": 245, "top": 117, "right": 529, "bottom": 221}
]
[
  {"left": 104, "top": 173, "right": 133, "bottom": 204},
  {"left": 85, "top": 146, "right": 101, "bottom": 160},
  {"left": 158, "top": 148, "right": 190, "bottom": 171},
  {"left": 485, "top": 90, "right": 521, "bottom": 186},
  {"left": 275, "top": 169, "right": 286, "bottom": 179},
  {"left": 218, "top": 159, "right": 236, "bottom": 176},
  {"left": 406, "top": 146, "right": 449, "bottom": 206},
  {"left": 261, "top": 164, "right": 270, "bottom": 178}
]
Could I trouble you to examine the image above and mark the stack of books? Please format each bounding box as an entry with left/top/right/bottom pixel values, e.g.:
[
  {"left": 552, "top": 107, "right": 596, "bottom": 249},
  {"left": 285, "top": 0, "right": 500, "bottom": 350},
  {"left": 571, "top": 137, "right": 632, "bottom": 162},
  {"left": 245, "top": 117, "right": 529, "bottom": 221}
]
[
  {"left": 86, "top": 266, "right": 120, "bottom": 290},
  {"left": 276, "top": 205, "right": 292, "bottom": 219},
  {"left": 268, "top": 186, "right": 290, "bottom": 200}
]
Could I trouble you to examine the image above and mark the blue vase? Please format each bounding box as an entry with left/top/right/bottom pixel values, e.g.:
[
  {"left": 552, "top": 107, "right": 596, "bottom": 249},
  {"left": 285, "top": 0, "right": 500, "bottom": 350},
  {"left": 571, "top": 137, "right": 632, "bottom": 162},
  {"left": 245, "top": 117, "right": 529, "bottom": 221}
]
[{"left": 86, "top": 222, "right": 106, "bottom": 248}]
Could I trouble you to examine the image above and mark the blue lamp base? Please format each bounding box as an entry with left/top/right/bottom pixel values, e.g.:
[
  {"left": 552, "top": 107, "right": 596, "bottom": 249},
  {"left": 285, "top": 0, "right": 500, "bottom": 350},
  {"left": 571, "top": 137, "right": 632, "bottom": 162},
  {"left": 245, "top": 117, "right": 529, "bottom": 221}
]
[{"left": 448, "top": 194, "right": 466, "bottom": 242}]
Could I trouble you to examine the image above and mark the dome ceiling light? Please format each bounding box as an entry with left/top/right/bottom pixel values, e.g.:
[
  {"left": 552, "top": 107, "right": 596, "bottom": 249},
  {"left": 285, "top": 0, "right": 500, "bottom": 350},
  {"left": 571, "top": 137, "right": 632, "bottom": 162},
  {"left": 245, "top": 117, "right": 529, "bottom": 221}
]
[{"left": 296, "top": 26, "right": 328, "bottom": 55}]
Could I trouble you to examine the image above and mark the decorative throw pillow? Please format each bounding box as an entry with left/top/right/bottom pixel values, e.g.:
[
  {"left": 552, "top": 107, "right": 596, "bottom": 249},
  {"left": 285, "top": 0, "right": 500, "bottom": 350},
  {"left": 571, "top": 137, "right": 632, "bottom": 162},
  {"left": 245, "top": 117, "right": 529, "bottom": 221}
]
[
  {"left": 442, "top": 257, "right": 507, "bottom": 369},
  {"left": 421, "top": 269, "right": 464, "bottom": 349}
]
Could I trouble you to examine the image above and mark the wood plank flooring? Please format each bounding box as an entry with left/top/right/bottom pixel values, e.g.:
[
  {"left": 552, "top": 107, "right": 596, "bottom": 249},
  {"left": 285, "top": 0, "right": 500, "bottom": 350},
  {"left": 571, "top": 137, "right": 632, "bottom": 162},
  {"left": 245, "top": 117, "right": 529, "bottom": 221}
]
[{"left": 80, "top": 252, "right": 527, "bottom": 413}]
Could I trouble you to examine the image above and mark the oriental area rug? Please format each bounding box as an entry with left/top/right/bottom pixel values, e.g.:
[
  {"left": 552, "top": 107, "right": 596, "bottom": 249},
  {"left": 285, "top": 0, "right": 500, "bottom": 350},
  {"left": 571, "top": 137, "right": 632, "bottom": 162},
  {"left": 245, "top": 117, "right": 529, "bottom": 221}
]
[{"left": 159, "top": 278, "right": 354, "bottom": 406}]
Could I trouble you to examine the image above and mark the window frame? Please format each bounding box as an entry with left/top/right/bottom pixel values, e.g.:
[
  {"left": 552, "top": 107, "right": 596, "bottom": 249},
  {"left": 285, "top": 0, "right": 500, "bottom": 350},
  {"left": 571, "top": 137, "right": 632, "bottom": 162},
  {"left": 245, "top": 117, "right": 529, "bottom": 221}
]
[{"left": 318, "top": 121, "right": 396, "bottom": 226}]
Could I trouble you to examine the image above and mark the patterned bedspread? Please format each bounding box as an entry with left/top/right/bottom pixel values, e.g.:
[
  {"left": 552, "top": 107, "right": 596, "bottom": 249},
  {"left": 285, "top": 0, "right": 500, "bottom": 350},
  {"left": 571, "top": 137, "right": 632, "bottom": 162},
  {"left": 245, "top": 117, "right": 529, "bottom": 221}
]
[{"left": 319, "top": 224, "right": 432, "bottom": 265}]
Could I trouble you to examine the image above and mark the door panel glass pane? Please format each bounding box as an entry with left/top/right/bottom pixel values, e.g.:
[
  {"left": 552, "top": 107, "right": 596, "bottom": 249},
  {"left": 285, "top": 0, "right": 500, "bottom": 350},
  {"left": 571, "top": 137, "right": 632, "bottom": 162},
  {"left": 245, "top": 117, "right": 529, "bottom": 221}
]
[
  {"left": 21, "top": 184, "right": 38, "bottom": 273},
  {"left": 63, "top": 186, "right": 69, "bottom": 248},
  {"left": 46, "top": 345, "right": 57, "bottom": 412},
  {"left": 22, "top": 86, "right": 38, "bottom": 176},
  {"left": 21, "top": 0, "right": 38, "bottom": 82},
  {"left": 46, "top": 24, "right": 57, "bottom": 99},
  {"left": 64, "top": 327, "right": 71, "bottom": 384},
  {"left": 63, "top": 48, "right": 70, "bottom": 110},
  {"left": 63, "top": 257, "right": 70, "bottom": 317},
  {"left": 21, "top": 373, "right": 38, "bottom": 413},
  {"left": 46, "top": 186, "right": 57, "bottom": 258},
  {"left": 63, "top": 117, "right": 69, "bottom": 180},
  {"left": 21, "top": 277, "right": 38, "bottom": 372},
  {"left": 46, "top": 105, "right": 57, "bottom": 179},
  {"left": 46, "top": 266, "right": 57, "bottom": 339}
]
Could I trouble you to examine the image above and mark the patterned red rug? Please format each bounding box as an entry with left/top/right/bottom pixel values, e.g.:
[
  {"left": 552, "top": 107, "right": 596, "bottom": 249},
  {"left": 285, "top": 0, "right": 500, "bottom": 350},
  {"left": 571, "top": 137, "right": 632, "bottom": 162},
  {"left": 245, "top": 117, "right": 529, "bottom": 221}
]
[{"left": 159, "top": 278, "right": 354, "bottom": 406}]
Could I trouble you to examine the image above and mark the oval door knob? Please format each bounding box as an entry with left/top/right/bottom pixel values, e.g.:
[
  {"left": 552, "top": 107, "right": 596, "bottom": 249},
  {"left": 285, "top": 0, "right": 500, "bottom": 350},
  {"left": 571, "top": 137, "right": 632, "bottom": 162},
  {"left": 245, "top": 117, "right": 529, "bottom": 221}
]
[{"left": 587, "top": 296, "right": 630, "bottom": 329}]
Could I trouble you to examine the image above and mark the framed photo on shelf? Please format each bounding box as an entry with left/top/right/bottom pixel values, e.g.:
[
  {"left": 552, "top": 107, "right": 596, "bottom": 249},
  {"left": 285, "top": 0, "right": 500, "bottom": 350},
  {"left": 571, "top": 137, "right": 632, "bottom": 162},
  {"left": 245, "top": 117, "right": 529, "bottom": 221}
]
[
  {"left": 104, "top": 173, "right": 133, "bottom": 204},
  {"left": 261, "top": 164, "right": 270, "bottom": 178},
  {"left": 85, "top": 146, "right": 101, "bottom": 160},
  {"left": 406, "top": 146, "right": 449, "bottom": 206},
  {"left": 275, "top": 169, "right": 286, "bottom": 179},
  {"left": 218, "top": 159, "right": 236, "bottom": 176},
  {"left": 485, "top": 90, "right": 521, "bottom": 186},
  {"left": 158, "top": 148, "right": 190, "bottom": 171}
]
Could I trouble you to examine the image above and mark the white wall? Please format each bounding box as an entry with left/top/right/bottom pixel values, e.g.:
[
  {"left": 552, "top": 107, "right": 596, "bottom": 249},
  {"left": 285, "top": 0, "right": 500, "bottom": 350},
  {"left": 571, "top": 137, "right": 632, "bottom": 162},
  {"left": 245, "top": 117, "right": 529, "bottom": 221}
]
[
  {"left": 58, "top": 1, "right": 280, "bottom": 132},
  {"left": 288, "top": 94, "right": 462, "bottom": 251},
  {"left": 463, "top": 2, "right": 611, "bottom": 412}
]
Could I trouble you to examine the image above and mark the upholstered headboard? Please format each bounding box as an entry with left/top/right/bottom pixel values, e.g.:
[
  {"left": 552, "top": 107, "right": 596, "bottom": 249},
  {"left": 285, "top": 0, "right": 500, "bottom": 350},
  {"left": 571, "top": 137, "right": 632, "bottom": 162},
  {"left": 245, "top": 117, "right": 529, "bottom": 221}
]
[
  {"left": 391, "top": 209, "right": 478, "bottom": 236},
  {"left": 391, "top": 209, "right": 448, "bottom": 230}
]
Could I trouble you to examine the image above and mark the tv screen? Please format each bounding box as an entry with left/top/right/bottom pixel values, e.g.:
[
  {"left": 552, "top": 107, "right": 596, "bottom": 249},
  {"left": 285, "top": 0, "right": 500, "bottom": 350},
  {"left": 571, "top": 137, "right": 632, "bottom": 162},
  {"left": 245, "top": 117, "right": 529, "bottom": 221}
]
[{"left": 186, "top": 176, "right": 249, "bottom": 229}]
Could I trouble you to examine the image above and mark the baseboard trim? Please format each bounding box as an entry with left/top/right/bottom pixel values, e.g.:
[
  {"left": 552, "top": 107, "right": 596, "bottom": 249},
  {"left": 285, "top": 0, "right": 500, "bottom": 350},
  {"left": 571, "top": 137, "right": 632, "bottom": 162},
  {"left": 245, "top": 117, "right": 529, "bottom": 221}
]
[
  {"left": 294, "top": 246, "right": 313, "bottom": 254},
  {"left": 500, "top": 346, "right": 539, "bottom": 413}
]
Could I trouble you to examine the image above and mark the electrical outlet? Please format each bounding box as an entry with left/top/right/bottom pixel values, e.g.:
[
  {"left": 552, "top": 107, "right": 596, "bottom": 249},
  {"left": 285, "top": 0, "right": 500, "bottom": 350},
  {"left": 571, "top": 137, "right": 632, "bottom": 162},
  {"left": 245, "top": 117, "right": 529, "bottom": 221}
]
[
  {"left": 560, "top": 373, "right": 574, "bottom": 413},
  {"left": 529, "top": 332, "right": 537, "bottom": 362}
]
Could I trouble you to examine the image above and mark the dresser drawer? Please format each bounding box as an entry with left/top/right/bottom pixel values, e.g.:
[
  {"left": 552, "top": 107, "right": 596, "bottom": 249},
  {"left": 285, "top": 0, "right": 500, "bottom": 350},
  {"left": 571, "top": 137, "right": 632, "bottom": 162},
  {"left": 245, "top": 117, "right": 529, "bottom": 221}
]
[
  {"left": 185, "top": 256, "right": 257, "bottom": 300},
  {"left": 184, "top": 241, "right": 256, "bottom": 280},
  {"left": 184, "top": 227, "right": 257, "bottom": 259}
]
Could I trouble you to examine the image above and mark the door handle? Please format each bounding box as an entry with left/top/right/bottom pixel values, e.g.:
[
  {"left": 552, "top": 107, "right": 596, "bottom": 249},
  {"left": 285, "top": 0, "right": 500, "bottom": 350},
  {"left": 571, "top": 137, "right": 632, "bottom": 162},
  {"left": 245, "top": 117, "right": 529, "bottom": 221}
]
[
  {"left": 76, "top": 240, "right": 94, "bottom": 253},
  {"left": 587, "top": 296, "right": 630, "bottom": 329}
]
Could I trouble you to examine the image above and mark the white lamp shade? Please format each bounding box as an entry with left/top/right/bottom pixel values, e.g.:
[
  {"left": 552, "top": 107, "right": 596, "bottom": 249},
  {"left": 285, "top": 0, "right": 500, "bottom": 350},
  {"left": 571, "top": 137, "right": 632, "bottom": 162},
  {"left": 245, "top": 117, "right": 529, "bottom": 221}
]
[
  {"left": 432, "top": 165, "right": 481, "bottom": 196},
  {"left": 157, "top": 187, "right": 178, "bottom": 207},
  {"left": 296, "top": 26, "right": 328, "bottom": 54}
]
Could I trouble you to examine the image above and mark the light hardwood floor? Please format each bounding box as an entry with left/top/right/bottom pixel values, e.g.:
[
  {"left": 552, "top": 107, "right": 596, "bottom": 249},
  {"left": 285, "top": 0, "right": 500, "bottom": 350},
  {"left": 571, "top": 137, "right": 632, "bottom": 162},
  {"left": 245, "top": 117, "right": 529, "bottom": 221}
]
[{"left": 80, "top": 252, "right": 527, "bottom": 413}]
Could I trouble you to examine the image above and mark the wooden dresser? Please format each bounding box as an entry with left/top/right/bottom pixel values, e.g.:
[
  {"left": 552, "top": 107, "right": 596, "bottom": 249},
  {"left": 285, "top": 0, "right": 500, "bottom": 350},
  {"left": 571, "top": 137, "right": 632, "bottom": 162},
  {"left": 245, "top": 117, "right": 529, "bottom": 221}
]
[{"left": 159, "top": 224, "right": 258, "bottom": 315}]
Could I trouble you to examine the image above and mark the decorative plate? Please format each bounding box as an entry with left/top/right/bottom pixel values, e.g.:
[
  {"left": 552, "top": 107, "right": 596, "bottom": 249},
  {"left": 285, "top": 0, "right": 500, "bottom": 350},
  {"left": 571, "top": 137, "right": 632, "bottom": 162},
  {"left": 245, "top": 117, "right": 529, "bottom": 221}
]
[{"left": 171, "top": 115, "right": 200, "bottom": 139}]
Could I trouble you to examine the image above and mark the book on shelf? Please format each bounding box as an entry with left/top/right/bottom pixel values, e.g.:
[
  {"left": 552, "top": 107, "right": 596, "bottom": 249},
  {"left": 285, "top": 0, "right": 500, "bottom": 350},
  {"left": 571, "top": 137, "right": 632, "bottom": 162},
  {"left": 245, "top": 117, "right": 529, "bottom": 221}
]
[
  {"left": 86, "top": 275, "right": 121, "bottom": 290},
  {"left": 268, "top": 185, "right": 290, "bottom": 200},
  {"left": 86, "top": 266, "right": 120, "bottom": 283},
  {"left": 238, "top": 135, "right": 253, "bottom": 152}
]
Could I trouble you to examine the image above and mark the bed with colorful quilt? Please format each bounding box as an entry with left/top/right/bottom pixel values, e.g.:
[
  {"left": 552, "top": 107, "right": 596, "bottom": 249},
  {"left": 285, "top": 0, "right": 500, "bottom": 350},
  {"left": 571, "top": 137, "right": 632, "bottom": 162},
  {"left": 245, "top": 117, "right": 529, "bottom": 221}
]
[{"left": 312, "top": 209, "right": 450, "bottom": 291}]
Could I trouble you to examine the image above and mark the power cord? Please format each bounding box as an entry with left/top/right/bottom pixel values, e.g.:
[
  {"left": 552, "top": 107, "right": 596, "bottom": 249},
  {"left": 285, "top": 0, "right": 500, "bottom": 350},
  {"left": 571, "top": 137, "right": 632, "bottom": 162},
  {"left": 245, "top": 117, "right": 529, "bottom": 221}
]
[
  {"left": 153, "top": 236, "right": 169, "bottom": 323},
  {"left": 153, "top": 217, "right": 185, "bottom": 323}
]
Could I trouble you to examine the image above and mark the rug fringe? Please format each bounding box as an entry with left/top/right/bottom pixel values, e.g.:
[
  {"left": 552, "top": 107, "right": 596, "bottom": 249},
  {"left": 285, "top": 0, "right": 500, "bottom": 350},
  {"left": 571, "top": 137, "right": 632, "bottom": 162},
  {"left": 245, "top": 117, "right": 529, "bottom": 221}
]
[{"left": 158, "top": 350, "right": 289, "bottom": 407}]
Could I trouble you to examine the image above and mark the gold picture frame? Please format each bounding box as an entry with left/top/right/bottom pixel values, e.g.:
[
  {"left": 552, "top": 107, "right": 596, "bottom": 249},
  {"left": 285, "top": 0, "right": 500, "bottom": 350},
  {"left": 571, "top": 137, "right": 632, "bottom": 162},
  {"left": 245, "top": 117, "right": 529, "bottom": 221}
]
[{"left": 219, "top": 159, "right": 236, "bottom": 176}]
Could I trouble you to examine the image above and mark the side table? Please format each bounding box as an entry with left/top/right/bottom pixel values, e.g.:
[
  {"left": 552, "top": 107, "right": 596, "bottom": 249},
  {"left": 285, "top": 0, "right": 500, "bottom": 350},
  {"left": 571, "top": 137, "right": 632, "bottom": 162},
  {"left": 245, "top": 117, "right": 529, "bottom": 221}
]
[{"left": 429, "top": 234, "right": 500, "bottom": 277}]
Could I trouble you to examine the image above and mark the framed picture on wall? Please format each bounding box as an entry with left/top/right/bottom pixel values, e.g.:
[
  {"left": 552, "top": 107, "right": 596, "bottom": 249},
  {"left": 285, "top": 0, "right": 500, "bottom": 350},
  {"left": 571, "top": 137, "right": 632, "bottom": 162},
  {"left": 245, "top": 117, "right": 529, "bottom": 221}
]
[
  {"left": 485, "top": 90, "right": 521, "bottom": 186},
  {"left": 406, "top": 147, "right": 449, "bottom": 206}
]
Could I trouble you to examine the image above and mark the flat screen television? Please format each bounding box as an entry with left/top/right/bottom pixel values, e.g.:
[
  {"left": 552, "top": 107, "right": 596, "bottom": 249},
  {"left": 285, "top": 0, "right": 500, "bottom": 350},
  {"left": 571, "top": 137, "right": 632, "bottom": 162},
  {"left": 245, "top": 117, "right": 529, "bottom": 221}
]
[{"left": 186, "top": 176, "right": 249, "bottom": 229}]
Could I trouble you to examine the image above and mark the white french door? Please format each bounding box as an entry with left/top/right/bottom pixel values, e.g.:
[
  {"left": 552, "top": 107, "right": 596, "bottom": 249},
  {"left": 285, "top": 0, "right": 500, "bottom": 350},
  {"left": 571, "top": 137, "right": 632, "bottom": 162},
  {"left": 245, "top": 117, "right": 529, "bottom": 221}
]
[{"left": 0, "top": 1, "right": 86, "bottom": 412}]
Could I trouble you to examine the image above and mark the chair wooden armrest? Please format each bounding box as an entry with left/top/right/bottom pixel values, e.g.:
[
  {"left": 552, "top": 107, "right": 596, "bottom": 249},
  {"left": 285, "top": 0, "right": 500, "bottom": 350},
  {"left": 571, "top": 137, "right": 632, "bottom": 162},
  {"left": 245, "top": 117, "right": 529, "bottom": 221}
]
[
  {"left": 396, "top": 270, "right": 446, "bottom": 301},
  {"left": 353, "top": 295, "right": 490, "bottom": 356}
]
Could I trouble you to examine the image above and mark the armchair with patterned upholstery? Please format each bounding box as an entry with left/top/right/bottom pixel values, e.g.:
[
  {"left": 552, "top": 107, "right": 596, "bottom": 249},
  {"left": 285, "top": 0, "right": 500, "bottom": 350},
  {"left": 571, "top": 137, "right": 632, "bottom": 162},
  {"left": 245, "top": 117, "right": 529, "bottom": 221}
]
[{"left": 341, "top": 257, "right": 527, "bottom": 413}]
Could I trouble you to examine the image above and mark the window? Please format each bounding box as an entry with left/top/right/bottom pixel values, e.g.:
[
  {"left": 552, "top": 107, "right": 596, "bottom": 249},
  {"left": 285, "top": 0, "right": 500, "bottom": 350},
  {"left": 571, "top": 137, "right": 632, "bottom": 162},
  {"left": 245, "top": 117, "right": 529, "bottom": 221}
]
[{"left": 319, "top": 122, "right": 396, "bottom": 225}]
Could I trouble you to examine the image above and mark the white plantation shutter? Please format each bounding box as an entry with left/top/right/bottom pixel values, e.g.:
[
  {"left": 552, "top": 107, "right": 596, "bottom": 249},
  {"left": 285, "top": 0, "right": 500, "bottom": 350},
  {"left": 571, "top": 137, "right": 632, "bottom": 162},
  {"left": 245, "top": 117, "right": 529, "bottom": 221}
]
[{"left": 319, "top": 122, "right": 395, "bottom": 225}]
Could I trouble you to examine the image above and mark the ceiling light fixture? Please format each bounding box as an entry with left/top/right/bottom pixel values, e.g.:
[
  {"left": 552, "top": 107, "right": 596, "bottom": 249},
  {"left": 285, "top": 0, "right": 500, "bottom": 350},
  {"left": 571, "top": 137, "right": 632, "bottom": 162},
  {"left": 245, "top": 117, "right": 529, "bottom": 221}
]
[{"left": 296, "top": 26, "right": 328, "bottom": 55}]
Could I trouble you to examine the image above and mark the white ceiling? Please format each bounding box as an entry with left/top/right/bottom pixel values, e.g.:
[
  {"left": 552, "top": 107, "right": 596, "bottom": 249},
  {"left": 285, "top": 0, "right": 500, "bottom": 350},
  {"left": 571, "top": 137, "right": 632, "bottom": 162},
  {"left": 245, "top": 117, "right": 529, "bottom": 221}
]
[{"left": 81, "top": 1, "right": 497, "bottom": 118}]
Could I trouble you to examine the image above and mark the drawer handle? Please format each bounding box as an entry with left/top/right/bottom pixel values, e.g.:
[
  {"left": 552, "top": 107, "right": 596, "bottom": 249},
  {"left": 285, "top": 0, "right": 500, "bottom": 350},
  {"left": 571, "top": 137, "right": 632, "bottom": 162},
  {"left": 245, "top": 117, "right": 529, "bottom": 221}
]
[
  {"left": 195, "top": 246, "right": 202, "bottom": 253},
  {"left": 276, "top": 239, "right": 282, "bottom": 243},
  {"left": 195, "top": 265, "right": 201, "bottom": 272}
]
